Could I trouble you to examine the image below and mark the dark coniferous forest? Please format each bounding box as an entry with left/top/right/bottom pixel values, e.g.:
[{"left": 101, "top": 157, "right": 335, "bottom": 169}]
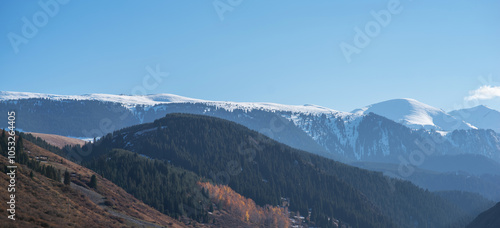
[{"left": 73, "top": 113, "right": 479, "bottom": 227}]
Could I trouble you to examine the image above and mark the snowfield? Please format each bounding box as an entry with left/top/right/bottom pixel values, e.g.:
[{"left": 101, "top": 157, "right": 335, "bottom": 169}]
[
  {"left": 0, "top": 91, "right": 344, "bottom": 115},
  {"left": 352, "top": 98, "right": 476, "bottom": 131}
]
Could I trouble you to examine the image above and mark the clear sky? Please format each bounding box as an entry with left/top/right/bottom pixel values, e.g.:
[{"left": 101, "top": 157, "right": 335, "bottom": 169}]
[{"left": 1, "top": 0, "right": 499, "bottom": 112}]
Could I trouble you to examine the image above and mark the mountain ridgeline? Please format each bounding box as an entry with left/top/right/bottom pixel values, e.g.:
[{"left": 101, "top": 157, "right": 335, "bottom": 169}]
[
  {"left": 2, "top": 95, "right": 499, "bottom": 165},
  {"left": 81, "top": 113, "right": 474, "bottom": 228},
  {"left": 3, "top": 94, "right": 500, "bottom": 200}
]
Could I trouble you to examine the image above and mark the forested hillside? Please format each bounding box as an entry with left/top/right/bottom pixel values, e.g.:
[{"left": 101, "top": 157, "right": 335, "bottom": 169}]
[
  {"left": 84, "top": 149, "right": 211, "bottom": 223},
  {"left": 85, "top": 148, "right": 297, "bottom": 227},
  {"left": 0, "top": 130, "right": 186, "bottom": 227},
  {"left": 78, "top": 113, "right": 472, "bottom": 227}
]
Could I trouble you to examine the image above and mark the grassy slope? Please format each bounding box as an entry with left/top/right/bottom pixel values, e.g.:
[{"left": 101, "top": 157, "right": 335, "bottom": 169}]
[
  {"left": 25, "top": 132, "right": 87, "bottom": 148},
  {"left": 0, "top": 139, "right": 187, "bottom": 228}
]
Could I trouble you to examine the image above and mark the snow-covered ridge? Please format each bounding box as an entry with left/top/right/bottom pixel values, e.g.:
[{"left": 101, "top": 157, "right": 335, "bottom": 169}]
[
  {"left": 0, "top": 91, "right": 167, "bottom": 107},
  {"left": 449, "top": 105, "right": 500, "bottom": 133},
  {"left": 0, "top": 91, "right": 344, "bottom": 115},
  {"left": 352, "top": 98, "right": 476, "bottom": 131}
]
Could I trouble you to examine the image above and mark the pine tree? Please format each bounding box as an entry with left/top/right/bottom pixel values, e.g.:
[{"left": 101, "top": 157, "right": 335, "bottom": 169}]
[
  {"left": 64, "top": 170, "right": 71, "bottom": 185},
  {"left": 15, "top": 135, "right": 24, "bottom": 154},
  {"left": 89, "top": 174, "right": 97, "bottom": 189}
]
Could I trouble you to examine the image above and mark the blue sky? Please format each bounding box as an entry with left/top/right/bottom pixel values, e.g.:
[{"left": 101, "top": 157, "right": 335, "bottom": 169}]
[{"left": 1, "top": 0, "right": 499, "bottom": 112}]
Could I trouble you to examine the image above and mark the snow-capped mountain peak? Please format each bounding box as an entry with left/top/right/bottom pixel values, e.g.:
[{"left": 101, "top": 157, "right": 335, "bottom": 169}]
[
  {"left": 449, "top": 105, "right": 500, "bottom": 133},
  {"left": 352, "top": 98, "right": 475, "bottom": 131}
]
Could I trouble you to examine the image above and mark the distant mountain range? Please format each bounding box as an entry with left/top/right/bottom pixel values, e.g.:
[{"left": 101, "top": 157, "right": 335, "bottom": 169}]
[
  {"left": 1, "top": 91, "right": 498, "bottom": 132},
  {"left": 450, "top": 105, "right": 500, "bottom": 134},
  {"left": 3, "top": 91, "right": 497, "bottom": 132},
  {"left": 2, "top": 91, "right": 500, "bottom": 200},
  {"left": 3, "top": 91, "right": 497, "bottom": 156}
]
